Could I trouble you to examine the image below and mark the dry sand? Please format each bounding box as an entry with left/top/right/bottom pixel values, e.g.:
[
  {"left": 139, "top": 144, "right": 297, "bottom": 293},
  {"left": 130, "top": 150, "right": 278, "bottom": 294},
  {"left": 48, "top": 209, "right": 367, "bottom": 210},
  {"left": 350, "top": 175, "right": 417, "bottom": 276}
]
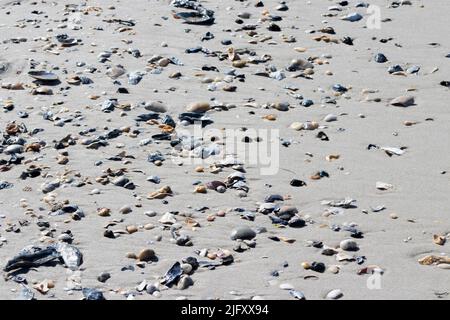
[{"left": 0, "top": 0, "right": 449, "bottom": 300}]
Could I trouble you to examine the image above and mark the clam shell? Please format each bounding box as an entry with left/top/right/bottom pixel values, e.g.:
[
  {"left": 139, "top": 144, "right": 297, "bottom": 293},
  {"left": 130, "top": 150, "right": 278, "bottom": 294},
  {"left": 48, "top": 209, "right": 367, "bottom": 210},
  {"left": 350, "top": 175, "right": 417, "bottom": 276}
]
[
  {"left": 28, "top": 70, "right": 59, "bottom": 81},
  {"left": 390, "top": 96, "right": 415, "bottom": 107}
]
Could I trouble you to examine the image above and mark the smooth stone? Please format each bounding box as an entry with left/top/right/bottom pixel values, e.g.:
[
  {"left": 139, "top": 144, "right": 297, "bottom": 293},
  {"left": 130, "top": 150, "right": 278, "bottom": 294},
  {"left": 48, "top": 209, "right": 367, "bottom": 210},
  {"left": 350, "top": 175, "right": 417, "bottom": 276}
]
[
  {"left": 137, "top": 248, "right": 155, "bottom": 262},
  {"left": 145, "top": 101, "right": 168, "bottom": 113},
  {"left": 374, "top": 53, "right": 388, "bottom": 63},
  {"left": 186, "top": 102, "right": 210, "bottom": 113},
  {"left": 277, "top": 206, "right": 298, "bottom": 220},
  {"left": 177, "top": 275, "right": 194, "bottom": 290},
  {"left": 326, "top": 289, "right": 343, "bottom": 300},
  {"left": 230, "top": 226, "right": 256, "bottom": 240},
  {"left": 323, "top": 114, "right": 337, "bottom": 122},
  {"left": 97, "top": 272, "right": 111, "bottom": 283},
  {"left": 340, "top": 239, "right": 359, "bottom": 251},
  {"left": 119, "top": 205, "right": 132, "bottom": 214}
]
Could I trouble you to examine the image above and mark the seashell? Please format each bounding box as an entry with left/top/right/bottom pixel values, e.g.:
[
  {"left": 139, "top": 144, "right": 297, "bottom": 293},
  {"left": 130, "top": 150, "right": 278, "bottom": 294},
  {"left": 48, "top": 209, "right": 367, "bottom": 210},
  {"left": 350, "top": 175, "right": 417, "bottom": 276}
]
[
  {"left": 186, "top": 102, "right": 210, "bottom": 113},
  {"left": 376, "top": 181, "right": 393, "bottom": 191},
  {"left": 66, "top": 75, "right": 82, "bottom": 85},
  {"left": 326, "top": 289, "right": 343, "bottom": 300},
  {"left": 286, "top": 58, "right": 314, "bottom": 71},
  {"left": 326, "top": 154, "right": 340, "bottom": 161},
  {"left": 25, "top": 142, "right": 41, "bottom": 152},
  {"left": 161, "top": 262, "right": 183, "bottom": 287},
  {"left": 28, "top": 70, "right": 59, "bottom": 82},
  {"left": 5, "top": 144, "right": 24, "bottom": 155},
  {"left": 194, "top": 185, "right": 207, "bottom": 193},
  {"left": 97, "top": 208, "right": 111, "bottom": 217},
  {"left": 227, "top": 47, "right": 240, "bottom": 61},
  {"left": 33, "top": 279, "right": 55, "bottom": 294},
  {"left": 263, "top": 114, "right": 277, "bottom": 121},
  {"left": 148, "top": 186, "right": 173, "bottom": 199},
  {"left": 418, "top": 255, "right": 450, "bottom": 266},
  {"left": 1, "top": 82, "right": 24, "bottom": 90},
  {"left": 433, "top": 234, "right": 446, "bottom": 246},
  {"left": 390, "top": 96, "right": 415, "bottom": 107},
  {"left": 173, "top": 11, "right": 215, "bottom": 25},
  {"left": 55, "top": 243, "right": 83, "bottom": 270},
  {"left": 381, "top": 147, "right": 405, "bottom": 156},
  {"left": 341, "top": 12, "right": 363, "bottom": 22},
  {"left": 106, "top": 66, "right": 126, "bottom": 79},
  {"left": 159, "top": 212, "right": 177, "bottom": 225},
  {"left": 279, "top": 283, "right": 294, "bottom": 290}
]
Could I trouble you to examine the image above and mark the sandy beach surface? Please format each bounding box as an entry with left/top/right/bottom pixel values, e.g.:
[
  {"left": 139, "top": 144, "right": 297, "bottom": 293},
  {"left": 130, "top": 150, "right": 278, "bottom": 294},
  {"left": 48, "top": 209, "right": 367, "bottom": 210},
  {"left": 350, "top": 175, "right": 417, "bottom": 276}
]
[{"left": 0, "top": 0, "right": 449, "bottom": 300}]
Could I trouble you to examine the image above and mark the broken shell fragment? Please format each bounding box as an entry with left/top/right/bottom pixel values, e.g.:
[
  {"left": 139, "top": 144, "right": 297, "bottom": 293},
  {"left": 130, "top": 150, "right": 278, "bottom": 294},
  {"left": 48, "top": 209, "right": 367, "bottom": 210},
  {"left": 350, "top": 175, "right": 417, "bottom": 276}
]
[
  {"left": 433, "top": 235, "right": 446, "bottom": 246},
  {"left": 390, "top": 96, "right": 415, "bottom": 107},
  {"left": 148, "top": 186, "right": 173, "bottom": 199}
]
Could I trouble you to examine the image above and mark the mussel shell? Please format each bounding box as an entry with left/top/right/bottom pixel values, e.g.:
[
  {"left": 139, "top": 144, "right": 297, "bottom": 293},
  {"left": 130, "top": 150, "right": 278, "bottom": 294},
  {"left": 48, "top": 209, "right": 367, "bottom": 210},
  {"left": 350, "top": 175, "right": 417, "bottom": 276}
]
[
  {"left": 162, "top": 261, "right": 183, "bottom": 286},
  {"left": 175, "top": 12, "right": 215, "bottom": 25},
  {"left": 28, "top": 70, "right": 59, "bottom": 82}
]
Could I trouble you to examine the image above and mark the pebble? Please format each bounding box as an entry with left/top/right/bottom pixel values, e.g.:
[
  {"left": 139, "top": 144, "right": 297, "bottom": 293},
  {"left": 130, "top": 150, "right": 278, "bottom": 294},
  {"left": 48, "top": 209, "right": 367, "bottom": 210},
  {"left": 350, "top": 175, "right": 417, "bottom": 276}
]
[
  {"left": 340, "top": 239, "right": 359, "bottom": 251},
  {"left": 137, "top": 249, "right": 155, "bottom": 262},
  {"left": 230, "top": 226, "right": 256, "bottom": 240}
]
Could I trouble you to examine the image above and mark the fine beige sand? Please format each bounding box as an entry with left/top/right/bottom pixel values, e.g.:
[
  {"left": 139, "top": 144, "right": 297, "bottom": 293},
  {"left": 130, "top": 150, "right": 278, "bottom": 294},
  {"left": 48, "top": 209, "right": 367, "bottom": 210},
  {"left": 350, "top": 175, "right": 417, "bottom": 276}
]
[{"left": 0, "top": 0, "right": 449, "bottom": 300}]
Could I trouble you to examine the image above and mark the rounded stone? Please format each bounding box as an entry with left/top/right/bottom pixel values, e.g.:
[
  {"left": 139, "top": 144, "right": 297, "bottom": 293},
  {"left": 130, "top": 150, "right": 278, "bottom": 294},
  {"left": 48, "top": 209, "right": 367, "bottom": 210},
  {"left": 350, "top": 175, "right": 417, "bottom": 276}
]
[
  {"left": 340, "top": 239, "right": 359, "bottom": 251},
  {"left": 137, "top": 248, "right": 155, "bottom": 262},
  {"left": 326, "top": 289, "right": 343, "bottom": 300},
  {"left": 230, "top": 226, "right": 256, "bottom": 240}
]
